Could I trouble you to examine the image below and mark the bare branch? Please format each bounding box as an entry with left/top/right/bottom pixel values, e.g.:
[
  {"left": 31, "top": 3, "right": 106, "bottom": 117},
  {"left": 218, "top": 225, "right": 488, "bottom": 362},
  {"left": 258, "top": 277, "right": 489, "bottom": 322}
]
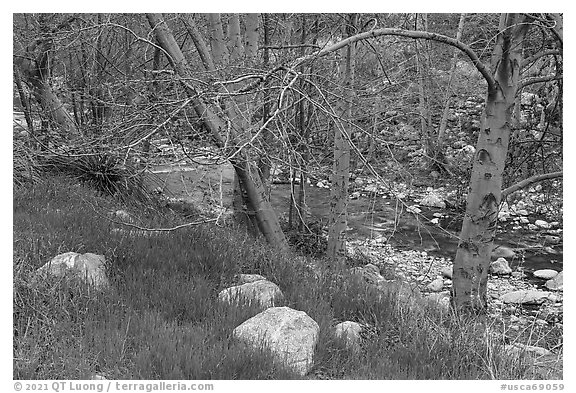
[
  {"left": 522, "top": 49, "right": 561, "bottom": 69},
  {"left": 519, "top": 74, "right": 562, "bottom": 90},
  {"left": 259, "top": 44, "right": 321, "bottom": 50},
  {"left": 290, "top": 27, "right": 497, "bottom": 93},
  {"left": 502, "top": 171, "right": 562, "bottom": 199}
]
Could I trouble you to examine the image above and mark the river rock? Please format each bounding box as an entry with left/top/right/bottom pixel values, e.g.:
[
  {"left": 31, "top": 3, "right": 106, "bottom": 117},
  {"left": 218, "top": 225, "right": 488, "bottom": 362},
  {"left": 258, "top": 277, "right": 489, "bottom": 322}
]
[
  {"left": 491, "top": 246, "right": 516, "bottom": 260},
  {"left": 420, "top": 193, "right": 446, "bottom": 209},
  {"left": 511, "top": 271, "right": 526, "bottom": 279},
  {"left": 236, "top": 274, "right": 267, "bottom": 285},
  {"left": 36, "top": 252, "right": 109, "bottom": 289},
  {"left": 440, "top": 266, "right": 453, "bottom": 279},
  {"left": 232, "top": 307, "right": 319, "bottom": 376},
  {"left": 535, "top": 219, "right": 551, "bottom": 229},
  {"left": 500, "top": 290, "right": 551, "bottom": 305},
  {"left": 218, "top": 280, "right": 284, "bottom": 310},
  {"left": 426, "top": 292, "right": 451, "bottom": 311},
  {"left": 533, "top": 269, "right": 559, "bottom": 280},
  {"left": 378, "top": 280, "right": 422, "bottom": 307},
  {"left": 490, "top": 257, "right": 512, "bottom": 275},
  {"left": 426, "top": 277, "right": 445, "bottom": 292},
  {"left": 114, "top": 210, "right": 132, "bottom": 221},
  {"left": 350, "top": 263, "right": 384, "bottom": 285},
  {"left": 334, "top": 321, "right": 362, "bottom": 352},
  {"left": 545, "top": 271, "right": 563, "bottom": 291}
]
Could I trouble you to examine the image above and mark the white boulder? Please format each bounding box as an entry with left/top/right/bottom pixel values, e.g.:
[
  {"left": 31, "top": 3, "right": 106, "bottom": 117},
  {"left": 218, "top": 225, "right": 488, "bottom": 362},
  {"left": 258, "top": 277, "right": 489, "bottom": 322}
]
[
  {"left": 232, "top": 307, "right": 319, "bottom": 376},
  {"left": 36, "top": 252, "right": 109, "bottom": 289}
]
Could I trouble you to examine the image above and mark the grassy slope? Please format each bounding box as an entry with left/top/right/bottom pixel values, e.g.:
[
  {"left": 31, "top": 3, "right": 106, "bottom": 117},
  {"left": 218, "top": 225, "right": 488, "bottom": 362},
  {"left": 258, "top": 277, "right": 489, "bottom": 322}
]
[{"left": 13, "top": 176, "right": 530, "bottom": 380}]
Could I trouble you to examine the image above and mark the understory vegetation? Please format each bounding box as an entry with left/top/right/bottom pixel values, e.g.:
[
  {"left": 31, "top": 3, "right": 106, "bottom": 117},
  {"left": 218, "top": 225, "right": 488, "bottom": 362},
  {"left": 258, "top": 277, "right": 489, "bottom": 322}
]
[
  {"left": 13, "top": 175, "right": 537, "bottom": 380},
  {"left": 13, "top": 12, "right": 562, "bottom": 380}
]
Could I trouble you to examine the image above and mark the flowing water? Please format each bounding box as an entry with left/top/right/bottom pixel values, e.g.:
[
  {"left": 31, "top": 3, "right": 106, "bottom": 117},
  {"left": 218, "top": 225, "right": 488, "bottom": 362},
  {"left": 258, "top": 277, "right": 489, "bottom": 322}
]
[
  {"left": 271, "top": 184, "right": 563, "bottom": 276},
  {"left": 146, "top": 166, "right": 563, "bottom": 278}
]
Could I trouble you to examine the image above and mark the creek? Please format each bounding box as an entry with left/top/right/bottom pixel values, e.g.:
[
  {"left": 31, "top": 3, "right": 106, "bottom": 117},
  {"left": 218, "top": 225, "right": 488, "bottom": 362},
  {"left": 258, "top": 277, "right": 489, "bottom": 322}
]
[
  {"left": 146, "top": 165, "right": 563, "bottom": 279},
  {"left": 271, "top": 184, "right": 563, "bottom": 277}
]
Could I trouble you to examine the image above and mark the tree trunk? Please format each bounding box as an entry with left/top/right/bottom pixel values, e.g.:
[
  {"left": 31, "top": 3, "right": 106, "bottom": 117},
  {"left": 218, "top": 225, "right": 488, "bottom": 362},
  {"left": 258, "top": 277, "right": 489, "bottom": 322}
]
[
  {"left": 207, "top": 14, "right": 227, "bottom": 65},
  {"left": 289, "top": 14, "right": 309, "bottom": 231},
  {"left": 147, "top": 13, "right": 288, "bottom": 251},
  {"left": 228, "top": 14, "right": 243, "bottom": 63},
  {"left": 452, "top": 14, "right": 529, "bottom": 312},
  {"left": 327, "top": 14, "right": 357, "bottom": 266},
  {"left": 437, "top": 13, "right": 466, "bottom": 147},
  {"left": 414, "top": 13, "right": 431, "bottom": 153},
  {"left": 181, "top": 16, "right": 215, "bottom": 72},
  {"left": 257, "top": 13, "right": 272, "bottom": 190},
  {"left": 244, "top": 14, "right": 259, "bottom": 61},
  {"left": 15, "top": 15, "right": 78, "bottom": 137},
  {"left": 13, "top": 65, "right": 34, "bottom": 133}
]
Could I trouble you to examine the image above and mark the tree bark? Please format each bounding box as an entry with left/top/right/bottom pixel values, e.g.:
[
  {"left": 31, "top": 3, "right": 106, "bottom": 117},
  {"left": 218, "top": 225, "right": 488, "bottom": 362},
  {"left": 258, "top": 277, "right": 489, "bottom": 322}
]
[
  {"left": 452, "top": 14, "right": 530, "bottom": 312},
  {"left": 147, "top": 13, "right": 288, "bottom": 251},
  {"left": 327, "top": 14, "right": 357, "bottom": 266}
]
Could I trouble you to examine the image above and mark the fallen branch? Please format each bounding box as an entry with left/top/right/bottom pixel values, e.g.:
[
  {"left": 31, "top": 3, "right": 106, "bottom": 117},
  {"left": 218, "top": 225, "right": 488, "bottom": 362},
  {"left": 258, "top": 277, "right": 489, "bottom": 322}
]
[
  {"left": 84, "top": 196, "right": 219, "bottom": 232},
  {"left": 502, "top": 171, "right": 562, "bottom": 199}
]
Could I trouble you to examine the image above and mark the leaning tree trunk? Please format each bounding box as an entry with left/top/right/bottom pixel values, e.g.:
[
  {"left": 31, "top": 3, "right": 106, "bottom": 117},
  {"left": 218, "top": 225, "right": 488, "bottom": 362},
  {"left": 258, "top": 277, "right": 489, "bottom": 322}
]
[
  {"left": 327, "top": 14, "right": 357, "bottom": 266},
  {"left": 147, "top": 13, "right": 288, "bottom": 251},
  {"left": 15, "top": 15, "right": 79, "bottom": 136},
  {"left": 452, "top": 14, "right": 529, "bottom": 312}
]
